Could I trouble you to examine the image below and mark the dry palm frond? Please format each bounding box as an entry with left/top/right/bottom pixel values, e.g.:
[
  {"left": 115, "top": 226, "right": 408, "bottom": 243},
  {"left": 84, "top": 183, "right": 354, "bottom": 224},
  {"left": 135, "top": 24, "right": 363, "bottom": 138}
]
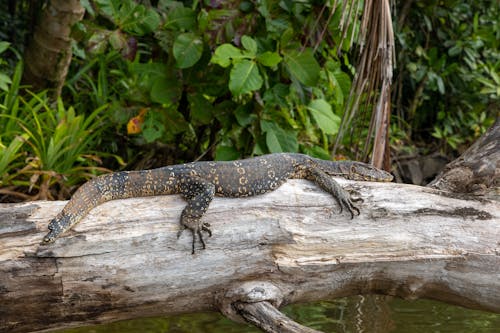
[{"left": 332, "top": 0, "right": 395, "bottom": 169}]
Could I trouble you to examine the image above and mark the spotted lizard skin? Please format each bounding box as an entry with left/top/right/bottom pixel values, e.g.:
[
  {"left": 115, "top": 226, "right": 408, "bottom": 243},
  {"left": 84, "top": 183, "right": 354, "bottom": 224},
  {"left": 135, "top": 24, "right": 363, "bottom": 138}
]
[{"left": 43, "top": 153, "right": 393, "bottom": 253}]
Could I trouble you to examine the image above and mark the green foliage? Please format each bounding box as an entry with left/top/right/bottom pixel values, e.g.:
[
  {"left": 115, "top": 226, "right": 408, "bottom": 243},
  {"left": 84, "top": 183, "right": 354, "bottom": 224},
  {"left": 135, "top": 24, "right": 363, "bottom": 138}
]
[
  {"left": 17, "top": 94, "right": 107, "bottom": 178},
  {"left": 91, "top": 0, "right": 160, "bottom": 34},
  {"left": 394, "top": 0, "right": 498, "bottom": 153},
  {"left": 283, "top": 49, "right": 320, "bottom": 86},
  {"left": 173, "top": 33, "right": 203, "bottom": 68},
  {"left": 0, "top": 58, "right": 111, "bottom": 199},
  {"left": 0, "top": 41, "right": 13, "bottom": 91},
  {"left": 66, "top": 0, "right": 354, "bottom": 163},
  {"left": 307, "top": 99, "right": 341, "bottom": 135},
  {"left": 3, "top": 0, "right": 497, "bottom": 200},
  {"left": 211, "top": 35, "right": 282, "bottom": 95}
]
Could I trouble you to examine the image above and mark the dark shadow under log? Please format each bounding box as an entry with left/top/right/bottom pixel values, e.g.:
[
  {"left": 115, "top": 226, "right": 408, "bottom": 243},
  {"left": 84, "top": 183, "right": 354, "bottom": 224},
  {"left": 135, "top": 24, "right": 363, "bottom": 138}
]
[{"left": 0, "top": 179, "right": 499, "bottom": 332}]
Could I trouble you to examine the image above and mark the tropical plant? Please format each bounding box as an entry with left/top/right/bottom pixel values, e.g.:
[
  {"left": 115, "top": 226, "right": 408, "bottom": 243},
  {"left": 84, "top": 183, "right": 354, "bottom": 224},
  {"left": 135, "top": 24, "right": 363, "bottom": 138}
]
[
  {"left": 63, "top": 0, "right": 361, "bottom": 165},
  {"left": 0, "top": 54, "right": 112, "bottom": 200},
  {"left": 0, "top": 43, "right": 26, "bottom": 192},
  {"left": 13, "top": 93, "right": 110, "bottom": 199},
  {"left": 393, "top": 0, "right": 498, "bottom": 154}
]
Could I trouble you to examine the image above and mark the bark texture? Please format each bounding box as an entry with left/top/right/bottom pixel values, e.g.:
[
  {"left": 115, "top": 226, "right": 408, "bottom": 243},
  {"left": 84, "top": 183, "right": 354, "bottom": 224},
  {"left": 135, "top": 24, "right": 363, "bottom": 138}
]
[
  {"left": 22, "top": 0, "right": 84, "bottom": 98},
  {"left": 0, "top": 179, "right": 499, "bottom": 333},
  {"left": 428, "top": 117, "right": 499, "bottom": 199}
]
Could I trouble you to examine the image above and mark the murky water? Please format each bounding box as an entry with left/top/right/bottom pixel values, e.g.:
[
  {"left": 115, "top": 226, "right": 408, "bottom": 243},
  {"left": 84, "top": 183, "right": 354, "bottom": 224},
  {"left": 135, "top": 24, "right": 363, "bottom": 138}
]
[{"left": 56, "top": 295, "right": 500, "bottom": 333}]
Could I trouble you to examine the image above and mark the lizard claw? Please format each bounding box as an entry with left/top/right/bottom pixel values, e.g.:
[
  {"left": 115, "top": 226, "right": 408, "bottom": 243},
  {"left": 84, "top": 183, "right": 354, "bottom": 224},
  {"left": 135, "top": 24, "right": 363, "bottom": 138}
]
[
  {"left": 195, "top": 223, "right": 212, "bottom": 252},
  {"left": 348, "top": 204, "right": 360, "bottom": 219},
  {"left": 344, "top": 197, "right": 360, "bottom": 219},
  {"left": 191, "top": 224, "right": 212, "bottom": 254},
  {"left": 336, "top": 196, "right": 360, "bottom": 219},
  {"left": 180, "top": 215, "right": 213, "bottom": 254},
  {"left": 201, "top": 222, "right": 212, "bottom": 237}
]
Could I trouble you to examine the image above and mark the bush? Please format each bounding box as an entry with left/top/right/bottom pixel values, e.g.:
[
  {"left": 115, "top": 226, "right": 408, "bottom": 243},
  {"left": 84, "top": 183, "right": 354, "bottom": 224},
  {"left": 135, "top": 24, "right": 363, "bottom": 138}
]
[
  {"left": 65, "top": 0, "right": 357, "bottom": 164},
  {"left": 0, "top": 46, "right": 113, "bottom": 200},
  {"left": 393, "top": 0, "right": 498, "bottom": 154}
]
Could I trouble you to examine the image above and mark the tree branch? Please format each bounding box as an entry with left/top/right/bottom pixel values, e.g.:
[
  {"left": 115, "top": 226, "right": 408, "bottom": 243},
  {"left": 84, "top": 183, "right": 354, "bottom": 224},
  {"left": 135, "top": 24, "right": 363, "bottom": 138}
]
[
  {"left": 1, "top": 180, "right": 499, "bottom": 332},
  {"left": 429, "top": 117, "right": 499, "bottom": 198},
  {"left": 235, "top": 301, "right": 323, "bottom": 333}
]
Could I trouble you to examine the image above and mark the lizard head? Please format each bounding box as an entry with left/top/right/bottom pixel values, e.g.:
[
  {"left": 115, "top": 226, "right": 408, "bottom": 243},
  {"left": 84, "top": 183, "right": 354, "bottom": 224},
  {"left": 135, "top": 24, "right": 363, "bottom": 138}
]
[
  {"left": 42, "top": 215, "right": 71, "bottom": 243},
  {"left": 341, "top": 161, "right": 393, "bottom": 182},
  {"left": 319, "top": 160, "right": 393, "bottom": 182}
]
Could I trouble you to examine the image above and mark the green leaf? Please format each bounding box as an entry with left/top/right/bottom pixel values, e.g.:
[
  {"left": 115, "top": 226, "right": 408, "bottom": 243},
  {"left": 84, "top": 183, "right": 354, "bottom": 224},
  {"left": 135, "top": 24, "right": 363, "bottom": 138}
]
[
  {"left": 332, "top": 70, "right": 351, "bottom": 99},
  {"left": 234, "top": 105, "right": 257, "bottom": 127},
  {"left": 142, "top": 114, "right": 165, "bottom": 143},
  {"left": 150, "top": 75, "right": 182, "bottom": 105},
  {"left": 198, "top": 9, "right": 209, "bottom": 31},
  {"left": 109, "top": 30, "right": 127, "bottom": 50},
  {"left": 165, "top": 7, "right": 196, "bottom": 30},
  {"left": 241, "top": 35, "right": 257, "bottom": 55},
  {"left": 0, "top": 41, "right": 10, "bottom": 54},
  {"left": 94, "top": 0, "right": 118, "bottom": 19},
  {"left": 302, "top": 145, "right": 331, "bottom": 160},
  {"left": 260, "top": 121, "right": 298, "bottom": 153},
  {"left": 80, "top": 0, "right": 95, "bottom": 16},
  {"left": 307, "top": 99, "right": 341, "bottom": 135},
  {"left": 0, "top": 73, "right": 12, "bottom": 91},
  {"left": 136, "top": 7, "right": 161, "bottom": 34},
  {"left": 436, "top": 76, "right": 445, "bottom": 94},
  {"left": 163, "top": 108, "right": 189, "bottom": 136},
  {"left": 280, "top": 27, "right": 294, "bottom": 46},
  {"left": 103, "top": 0, "right": 160, "bottom": 35},
  {"left": 257, "top": 52, "right": 282, "bottom": 67},
  {"left": 448, "top": 44, "right": 462, "bottom": 57},
  {"left": 263, "top": 83, "right": 289, "bottom": 107},
  {"left": 215, "top": 145, "right": 240, "bottom": 161},
  {"left": 283, "top": 49, "right": 320, "bottom": 86},
  {"left": 0, "top": 134, "right": 27, "bottom": 177},
  {"left": 173, "top": 33, "right": 203, "bottom": 68},
  {"left": 211, "top": 44, "right": 245, "bottom": 67},
  {"left": 229, "top": 60, "right": 263, "bottom": 95},
  {"left": 188, "top": 93, "right": 213, "bottom": 125}
]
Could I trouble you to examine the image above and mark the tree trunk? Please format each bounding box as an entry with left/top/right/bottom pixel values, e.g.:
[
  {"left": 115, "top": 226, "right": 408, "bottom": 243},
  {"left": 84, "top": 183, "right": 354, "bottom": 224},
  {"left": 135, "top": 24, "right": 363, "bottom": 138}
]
[
  {"left": 22, "top": 0, "right": 84, "bottom": 99},
  {"left": 0, "top": 179, "right": 499, "bottom": 333},
  {"left": 428, "top": 117, "right": 499, "bottom": 199}
]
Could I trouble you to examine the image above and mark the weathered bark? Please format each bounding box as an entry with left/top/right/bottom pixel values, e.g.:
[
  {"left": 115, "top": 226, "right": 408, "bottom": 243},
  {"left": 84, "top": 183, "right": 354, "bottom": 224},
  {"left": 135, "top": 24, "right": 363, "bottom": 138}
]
[
  {"left": 234, "top": 300, "right": 323, "bottom": 333},
  {"left": 428, "top": 117, "right": 499, "bottom": 199},
  {"left": 0, "top": 179, "right": 499, "bottom": 333},
  {"left": 22, "top": 0, "right": 84, "bottom": 98}
]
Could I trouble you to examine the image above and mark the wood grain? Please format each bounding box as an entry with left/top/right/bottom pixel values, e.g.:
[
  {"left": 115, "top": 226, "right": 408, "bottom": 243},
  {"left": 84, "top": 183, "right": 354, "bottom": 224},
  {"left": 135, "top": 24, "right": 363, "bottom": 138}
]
[{"left": 0, "top": 179, "right": 498, "bottom": 332}]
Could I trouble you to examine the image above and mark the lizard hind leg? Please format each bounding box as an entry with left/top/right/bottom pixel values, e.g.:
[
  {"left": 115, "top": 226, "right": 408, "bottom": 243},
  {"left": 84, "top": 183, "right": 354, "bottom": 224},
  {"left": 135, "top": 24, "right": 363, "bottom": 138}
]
[{"left": 178, "top": 178, "right": 215, "bottom": 254}]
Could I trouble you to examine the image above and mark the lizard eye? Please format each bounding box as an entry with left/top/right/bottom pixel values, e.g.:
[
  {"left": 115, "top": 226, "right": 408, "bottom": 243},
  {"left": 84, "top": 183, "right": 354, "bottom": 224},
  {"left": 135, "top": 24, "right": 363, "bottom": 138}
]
[{"left": 349, "top": 165, "right": 357, "bottom": 179}]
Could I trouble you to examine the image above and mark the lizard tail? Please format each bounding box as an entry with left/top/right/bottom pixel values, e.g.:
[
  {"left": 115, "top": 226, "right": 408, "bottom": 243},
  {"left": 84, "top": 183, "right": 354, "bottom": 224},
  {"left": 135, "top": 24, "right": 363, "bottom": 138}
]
[{"left": 43, "top": 168, "right": 179, "bottom": 243}]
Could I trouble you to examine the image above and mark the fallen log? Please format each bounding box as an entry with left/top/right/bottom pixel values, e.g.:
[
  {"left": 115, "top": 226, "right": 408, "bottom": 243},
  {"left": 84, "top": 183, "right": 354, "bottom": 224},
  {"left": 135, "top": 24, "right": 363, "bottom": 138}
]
[
  {"left": 0, "top": 179, "right": 499, "bottom": 333},
  {"left": 429, "top": 117, "right": 499, "bottom": 198}
]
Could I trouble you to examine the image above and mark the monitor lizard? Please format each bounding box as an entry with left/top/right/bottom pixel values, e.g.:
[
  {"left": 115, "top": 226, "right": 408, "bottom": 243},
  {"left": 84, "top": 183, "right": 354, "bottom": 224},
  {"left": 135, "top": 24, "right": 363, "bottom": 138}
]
[{"left": 42, "top": 153, "right": 393, "bottom": 253}]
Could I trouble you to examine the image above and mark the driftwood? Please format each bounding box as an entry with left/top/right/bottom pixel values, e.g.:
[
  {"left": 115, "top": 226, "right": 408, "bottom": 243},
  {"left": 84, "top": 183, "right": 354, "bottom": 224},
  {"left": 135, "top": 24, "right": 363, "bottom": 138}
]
[
  {"left": 429, "top": 117, "right": 499, "bottom": 198},
  {"left": 1, "top": 179, "right": 499, "bottom": 333}
]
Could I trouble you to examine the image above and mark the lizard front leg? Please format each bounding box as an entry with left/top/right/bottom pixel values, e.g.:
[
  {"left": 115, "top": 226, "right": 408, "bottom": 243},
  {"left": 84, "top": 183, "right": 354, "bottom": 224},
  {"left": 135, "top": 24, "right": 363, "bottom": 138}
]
[
  {"left": 308, "top": 167, "right": 360, "bottom": 218},
  {"left": 177, "top": 177, "right": 216, "bottom": 254}
]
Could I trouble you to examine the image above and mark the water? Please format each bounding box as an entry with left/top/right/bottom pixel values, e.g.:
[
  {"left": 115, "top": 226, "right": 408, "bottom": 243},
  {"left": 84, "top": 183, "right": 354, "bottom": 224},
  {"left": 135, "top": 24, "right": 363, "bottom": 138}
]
[{"left": 56, "top": 296, "right": 500, "bottom": 333}]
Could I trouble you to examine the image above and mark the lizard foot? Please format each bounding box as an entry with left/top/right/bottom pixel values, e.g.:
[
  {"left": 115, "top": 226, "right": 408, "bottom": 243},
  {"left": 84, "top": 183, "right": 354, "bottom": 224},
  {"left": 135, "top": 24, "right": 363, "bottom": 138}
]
[
  {"left": 178, "top": 216, "right": 212, "bottom": 254},
  {"left": 335, "top": 194, "right": 361, "bottom": 219}
]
